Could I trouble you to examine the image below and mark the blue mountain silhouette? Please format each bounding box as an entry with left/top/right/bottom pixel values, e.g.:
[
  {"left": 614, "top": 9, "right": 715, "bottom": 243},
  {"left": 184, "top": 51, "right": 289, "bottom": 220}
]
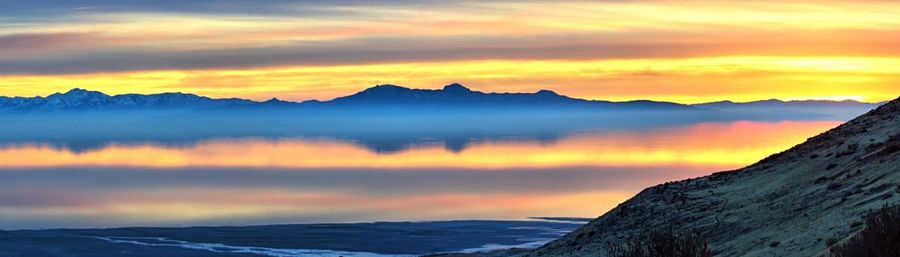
[
  {"left": 0, "top": 83, "right": 691, "bottom": 112},
  {"left": 0, "top": 84, "right": 883, "bottom": 154},
  {"left": 0, "top": 88, "right": 255, "bottom": 111},
  {"left": 0, "top": 83, "right": 878, "bottom": 114}
]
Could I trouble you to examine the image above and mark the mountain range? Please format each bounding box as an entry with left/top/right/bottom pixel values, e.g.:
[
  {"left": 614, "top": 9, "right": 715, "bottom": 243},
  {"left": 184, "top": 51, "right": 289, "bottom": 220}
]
[
  {"left": 0, "top": 83, "right": 883, "bottom": 154},
  {"left": 316, "top": 83, "right": 691, "bottom": 110},
  {"left": 0, "top": 83, "right": 685, "bottom": 112},
  {"left": 0, "top": 83, "right": 880, "bottom": 117},
  {"left": 694, "top": 99, "right": 878, "bottom": 120},
  {"left": 0, "top": 88, "right": 255, "bottom": 112}
]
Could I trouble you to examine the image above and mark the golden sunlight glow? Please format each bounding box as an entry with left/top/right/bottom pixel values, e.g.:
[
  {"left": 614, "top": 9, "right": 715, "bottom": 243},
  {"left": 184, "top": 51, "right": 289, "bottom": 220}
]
[
  {"left": 1, "top": 1, "right": 899, "bottom": 102},
  {"left": 1, "top": 57, "right": 897, "bottom": 103},
  {"left": 0, "top": 189, "right": 634, "bottom": 226}
]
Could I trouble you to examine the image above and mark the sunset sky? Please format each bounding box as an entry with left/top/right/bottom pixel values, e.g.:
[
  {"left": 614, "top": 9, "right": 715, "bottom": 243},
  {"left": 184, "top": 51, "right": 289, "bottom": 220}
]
[{"left": 1, "top": 0, "right": 898, "bottom": 103}]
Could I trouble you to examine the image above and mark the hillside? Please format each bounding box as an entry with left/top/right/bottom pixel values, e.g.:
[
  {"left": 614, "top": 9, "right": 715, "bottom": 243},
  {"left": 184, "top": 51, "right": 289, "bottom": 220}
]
[{"left": 530, "top": 97, "right": 900, "bottom": 257}]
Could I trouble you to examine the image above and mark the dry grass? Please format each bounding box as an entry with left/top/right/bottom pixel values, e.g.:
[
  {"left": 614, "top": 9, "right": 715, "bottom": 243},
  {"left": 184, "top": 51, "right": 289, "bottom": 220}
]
[
  {"left": 830, "top": 205, "right": 900, "bottom": 257},
  {"left": 606, "top": 229, "right": 712, "bottom": 257}
]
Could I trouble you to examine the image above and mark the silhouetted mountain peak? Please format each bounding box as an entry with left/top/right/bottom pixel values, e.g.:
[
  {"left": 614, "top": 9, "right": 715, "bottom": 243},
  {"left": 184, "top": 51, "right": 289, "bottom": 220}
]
[
  {"left": 261, "top": 97, "right": 296, "bottom": 106},
  {"left": 35, "top": 88, "right": 111, "bottom": 110},
  {"left": 535, "top": 89, "right": 559, "bottom": 96},
  {"left": 55, "top": 88, "right": 108, "bottom": 98},
  {"left": 442, "top": 83, "right": 471, "bottom": 93},
  {"left": 364, "top": 84, "right": 408, "bottom": 93},
  {"left": 65, "top": 88, "right": 90, "bottom": 94}
]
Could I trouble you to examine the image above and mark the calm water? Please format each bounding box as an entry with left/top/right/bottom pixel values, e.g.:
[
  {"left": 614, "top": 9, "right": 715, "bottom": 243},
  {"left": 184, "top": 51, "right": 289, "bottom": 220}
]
[{"left": 0, "top": 120, "right": 839, "bottom": 229}]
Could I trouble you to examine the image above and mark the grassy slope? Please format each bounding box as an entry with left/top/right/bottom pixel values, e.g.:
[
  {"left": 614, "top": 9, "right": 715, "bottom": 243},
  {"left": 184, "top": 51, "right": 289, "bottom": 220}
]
[{"left": 530, "top": 97, "right": 900, "bottom": 257}]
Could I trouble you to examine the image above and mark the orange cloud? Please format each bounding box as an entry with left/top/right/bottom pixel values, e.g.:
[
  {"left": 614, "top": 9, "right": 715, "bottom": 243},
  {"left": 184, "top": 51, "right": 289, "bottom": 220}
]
[
  {"left": 1, "top": 1, "right": 898, "bottom": 102},
  {"left": 1, "top": 57, "right": 897, "bottom": 103}
]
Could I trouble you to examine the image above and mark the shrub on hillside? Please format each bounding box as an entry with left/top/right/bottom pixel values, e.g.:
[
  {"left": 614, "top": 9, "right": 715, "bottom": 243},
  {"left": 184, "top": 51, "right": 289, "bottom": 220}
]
[
  {"left": 607, "top": 228, "right": 712, "bottom": 257},
  {"left": 830, "top": 205, "right": 900, "bottom": 257}
]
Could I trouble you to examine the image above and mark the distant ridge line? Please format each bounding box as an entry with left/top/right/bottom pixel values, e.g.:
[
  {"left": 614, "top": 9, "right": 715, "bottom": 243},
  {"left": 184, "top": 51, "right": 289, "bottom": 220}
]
[
  {"left": 0, "top": 83, "right": 695, "bottom": 112},
  {"left": 0, "top": 83, "right": 881, "bottom": 114}
]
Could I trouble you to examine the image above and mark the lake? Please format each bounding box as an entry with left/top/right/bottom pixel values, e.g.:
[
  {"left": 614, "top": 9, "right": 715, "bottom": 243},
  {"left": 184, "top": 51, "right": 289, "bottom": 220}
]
[{"left": 0, "top": 120, "right": 840, "bottom": 230}]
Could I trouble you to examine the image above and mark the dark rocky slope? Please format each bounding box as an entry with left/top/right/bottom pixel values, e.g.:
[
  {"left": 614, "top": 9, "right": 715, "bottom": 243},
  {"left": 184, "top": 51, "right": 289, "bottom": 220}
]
[{"left": 530, "top": 97, "right": 900, "bottom": 257}]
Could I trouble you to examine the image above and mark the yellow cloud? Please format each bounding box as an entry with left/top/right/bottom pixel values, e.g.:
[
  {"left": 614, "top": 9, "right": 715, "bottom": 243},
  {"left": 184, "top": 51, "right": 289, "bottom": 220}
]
[
  {"left": 1, "top": 1, "right": 899, "bottom": 102},
  {"left": 1, "top": 56, "right": 897, "bottom": 103}
]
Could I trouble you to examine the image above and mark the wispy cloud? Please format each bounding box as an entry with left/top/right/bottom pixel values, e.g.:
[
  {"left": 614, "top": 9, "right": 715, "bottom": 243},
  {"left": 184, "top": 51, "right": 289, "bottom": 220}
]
[
  {"left": 0, "top": 32, "right": 100, "bottom": 52},
  {"left": 0, "top": 0, "right": 897, "bottom": 102}
]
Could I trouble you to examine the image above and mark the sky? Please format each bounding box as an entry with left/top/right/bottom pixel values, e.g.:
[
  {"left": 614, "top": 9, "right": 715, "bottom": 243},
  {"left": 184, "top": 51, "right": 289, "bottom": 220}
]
[{"left": 0, "top": 0, "right": 898, "bottom": 103}]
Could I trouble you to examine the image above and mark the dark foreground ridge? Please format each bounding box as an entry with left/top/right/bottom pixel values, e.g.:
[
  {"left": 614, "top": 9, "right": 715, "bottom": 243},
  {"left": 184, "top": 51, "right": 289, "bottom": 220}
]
[{"left": 527, "top": 96, "right": 900, "bottom": 256}]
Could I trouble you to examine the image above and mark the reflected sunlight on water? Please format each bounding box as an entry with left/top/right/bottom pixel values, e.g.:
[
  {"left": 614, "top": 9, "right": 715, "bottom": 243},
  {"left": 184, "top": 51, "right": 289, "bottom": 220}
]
[
  {"left": 0, "top": 121, "right": 840, "bottom": 169},
  {"left": 0, "top": 121, "right": 841, "bottom": 229}
]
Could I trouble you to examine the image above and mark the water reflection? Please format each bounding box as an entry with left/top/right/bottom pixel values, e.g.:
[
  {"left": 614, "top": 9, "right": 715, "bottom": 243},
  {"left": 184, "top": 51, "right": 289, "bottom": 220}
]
[
  {"left": 0, "top": 121, "right": 838, "bottom": 169},
  {"left": 0, "top": 121, "right": 840, "bottom": 229}
]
